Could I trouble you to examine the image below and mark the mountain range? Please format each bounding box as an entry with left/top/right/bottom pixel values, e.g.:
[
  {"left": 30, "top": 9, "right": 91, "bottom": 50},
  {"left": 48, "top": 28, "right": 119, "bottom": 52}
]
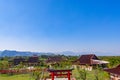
[
  {"left": 0, "top": 50, "right": 118, "bottom": 57},
  {"left": 56, "top": 51, "right": 118, "bottom": 56},
  {"left": 0, "top": 50, "right": 54, "bottom": 57}
]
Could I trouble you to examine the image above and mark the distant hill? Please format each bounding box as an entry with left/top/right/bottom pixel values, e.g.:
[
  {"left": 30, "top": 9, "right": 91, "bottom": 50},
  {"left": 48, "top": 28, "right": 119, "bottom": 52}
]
[
  {"left": 0, "top": 51, "right": 2, "bottom": 56},
  {"left": 56, "top": 51, "right": 118, "bottom": 56},
  {"left": 0, "top": 50, "right": 54, "bottom": 57},
  {"left": 0, "top": 50, "right": 118, "bottom": 57},
  {"left": 57, "top": 51, "right": 80, "bottom": 56}
]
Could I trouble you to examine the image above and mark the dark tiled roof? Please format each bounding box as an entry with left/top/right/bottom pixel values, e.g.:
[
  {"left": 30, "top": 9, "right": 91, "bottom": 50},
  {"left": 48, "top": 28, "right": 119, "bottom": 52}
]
[
  {"left": 46, "top": 56, "right": 66, "bottom": 63},
  {"left": 104, "top": 65, "right": 120, "bottom": 75},
  {"left": 73, "top": 54, "right": 99, "bottom": 65},
  {"left": 13, "top": 57, "right": 25, "bottom": 65},
  {"left": 28, "top": 56, "right": 39, "bottom": 63}
]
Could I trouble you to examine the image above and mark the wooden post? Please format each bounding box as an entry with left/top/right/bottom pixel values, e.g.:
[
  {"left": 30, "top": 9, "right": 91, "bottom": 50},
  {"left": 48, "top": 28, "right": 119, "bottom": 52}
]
[
  {"left": 51, "top": 72, "right": 54, "bottom": 80},
  {"left": 60, "top": 72, "right": 62, "bottom": 76},
  {"left": 48, "top": 69, "right": 73, "bottom": 80},
  {"left": 68, "top": 71, "right": 70, "bottom": 80}
]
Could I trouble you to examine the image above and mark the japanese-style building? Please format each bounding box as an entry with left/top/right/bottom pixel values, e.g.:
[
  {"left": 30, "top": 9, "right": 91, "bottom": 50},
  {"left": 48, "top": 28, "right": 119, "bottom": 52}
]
[
  {"left": 104, "top": 64, "right": 120, "bottom": 80},
  {"left": 27, "top": 55, "right": 40, "bottom": 66},
  {"left": 73, "top": 54, "right": 109, "bottom": 71},
  {"left": 9, "top": 55, "right": 40, "bottom": 66},
  {"left": 46, "top": 56, "right": 67, "bottom": 67},
  {"left": 9, "top": 57, "right": 25, "bottom": 65}
]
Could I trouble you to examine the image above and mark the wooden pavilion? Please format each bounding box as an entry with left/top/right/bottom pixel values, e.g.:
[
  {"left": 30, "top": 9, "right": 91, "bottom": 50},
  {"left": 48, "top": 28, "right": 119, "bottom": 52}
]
[
  {"left": 73, "top": 54, "right": 109, "bottom": 71},
  {"left": 9, "top": 57, "right": 25, "bottom": 65},
  {"left": 9, "top": 55, "right": 40, "bottom": 66},
  {"left": 46, "top": 56, "right": 67, "bottom": 67},
  {"left": 27, "top": 55, "right": 40, "bottom": 66}
]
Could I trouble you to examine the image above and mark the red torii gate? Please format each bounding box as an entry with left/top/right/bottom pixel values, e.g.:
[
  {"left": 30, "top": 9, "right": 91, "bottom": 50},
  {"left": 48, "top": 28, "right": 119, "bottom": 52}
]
[{"left": 48, "top": 69, "right": 73, "bottom": 80}]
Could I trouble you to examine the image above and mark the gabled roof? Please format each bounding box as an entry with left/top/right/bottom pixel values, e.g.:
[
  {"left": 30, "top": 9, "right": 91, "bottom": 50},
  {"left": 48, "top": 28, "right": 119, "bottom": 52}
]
[
  {"left": 104, "top": 64, "right": 120, "bottom": 75},
  {"left": 13, "top": 57, "right": 25, "bottom": 65},
  {"left": 73, "top": 54, "right": 99, "bottom": 65},
  {"left": 28, "top": 56, "right": 39, "bottom": 63},
  {"left": 46, "top": 56, "right": 67, "bottom": 63},
  {"left": 13, "top": 57, "right": 25, "bottom": 61}
]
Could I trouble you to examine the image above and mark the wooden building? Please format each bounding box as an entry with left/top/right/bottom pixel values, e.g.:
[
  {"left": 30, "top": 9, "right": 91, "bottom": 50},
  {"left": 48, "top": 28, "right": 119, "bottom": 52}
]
[
  {"left": 27, "top": 55, "right": 40, "bottom": 66},
  {"left": 10, "top": 57, "right": 25, "bottom": 65},
  {"left": 73, "top": 54, "right": 109, "bottom": 71},
  {"left": 9, "top": 55, "right": 40, "bottom": 66},
  {"left": 104, "top": 65, "right": 120, "bottom": 80},
  {"left": 46, "top": 56, "right": 67, "bottom": 67}
]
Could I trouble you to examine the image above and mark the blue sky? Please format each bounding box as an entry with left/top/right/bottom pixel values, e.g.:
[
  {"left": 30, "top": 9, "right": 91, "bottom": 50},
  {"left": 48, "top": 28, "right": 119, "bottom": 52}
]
[{"left": 0, "top": 0, "right": 120, "bottom": 54}]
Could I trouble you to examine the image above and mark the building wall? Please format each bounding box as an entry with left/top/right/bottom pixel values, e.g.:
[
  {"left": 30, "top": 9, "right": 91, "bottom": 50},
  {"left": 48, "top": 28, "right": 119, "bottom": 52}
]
[{"left": 72, "top": 65, "right": 92, "bottom": 71}]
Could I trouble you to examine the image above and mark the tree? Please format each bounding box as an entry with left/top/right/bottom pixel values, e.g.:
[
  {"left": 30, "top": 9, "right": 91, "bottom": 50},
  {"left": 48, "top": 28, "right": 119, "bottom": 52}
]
[
  {"left": 0, "top": 61, "right": 9, "bottom": 70},
  {"left": 0, "top": 62, "right": 3, "bottom": 70}
]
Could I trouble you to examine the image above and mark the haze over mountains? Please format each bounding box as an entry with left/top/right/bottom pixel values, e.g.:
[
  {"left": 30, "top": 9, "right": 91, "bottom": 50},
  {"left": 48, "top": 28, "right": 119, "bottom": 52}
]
[
  {"left": 0, "top": 50, "right": 54, "bottom": 57},
  {"left": 57, "top": 51, "right": 117, "bottom": 56},
  {"left": 0, "top": 50, "right": 118, "bottom": 57}
]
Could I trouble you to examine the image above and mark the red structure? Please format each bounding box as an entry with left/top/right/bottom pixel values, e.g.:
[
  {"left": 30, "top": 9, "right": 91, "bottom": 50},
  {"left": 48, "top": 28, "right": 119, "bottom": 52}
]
[{"left": 48, "top": 69, "right": 73, "bottom": 80}]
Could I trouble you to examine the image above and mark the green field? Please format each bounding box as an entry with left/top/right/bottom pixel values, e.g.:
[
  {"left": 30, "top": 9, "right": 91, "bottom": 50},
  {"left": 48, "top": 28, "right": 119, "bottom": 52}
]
[
  {"left": 0, "top": 69, "right": 109, "bottom": 80},
  {"left": 72, "top": 68, "right": 109, "bottom": 80},
  {"left": 0, "top": 74, "right": 34, "bottom": 80}
]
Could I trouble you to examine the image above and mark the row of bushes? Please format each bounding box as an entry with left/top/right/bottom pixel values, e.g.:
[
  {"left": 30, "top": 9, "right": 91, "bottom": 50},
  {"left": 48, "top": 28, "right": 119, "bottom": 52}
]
[{"left": 0, "top": 68, "right": 41, "bottom": 74}]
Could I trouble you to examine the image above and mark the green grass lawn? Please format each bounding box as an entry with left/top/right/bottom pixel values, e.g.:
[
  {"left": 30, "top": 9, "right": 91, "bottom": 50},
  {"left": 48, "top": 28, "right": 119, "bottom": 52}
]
[
  {"left": 0, "top": 74, "right": 34, "bottom": 80},
  {"left": 72, "top": 68, "right": 109, "bottom": 80},
  {"left": 0, "top": 69, "right": 109, "bottom": 80}
]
